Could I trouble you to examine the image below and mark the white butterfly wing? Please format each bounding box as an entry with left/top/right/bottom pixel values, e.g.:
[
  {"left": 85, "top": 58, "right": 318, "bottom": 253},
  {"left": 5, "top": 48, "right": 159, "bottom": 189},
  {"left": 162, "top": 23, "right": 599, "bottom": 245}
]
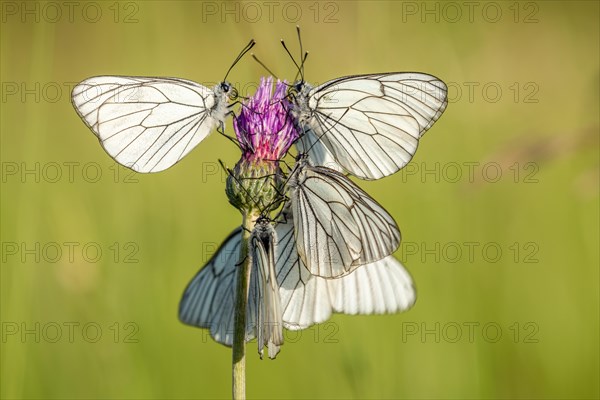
[
  {"left": 72, "top": 76, "right": 223, "bottom": 173},
  {"left": 276, "top": 217, "right": 415, "bottom": 330},
  {"left": 180, "top": 221, "right": 414, "bottom": 347},
  {"left": 298, "top": 72, "right": 447, "bottom": 180},
  {"left": 327, "top": 255, "right": 416, "bottom": 314},
  {"left": 295, "top": 129, "right": 343, "bottom": 172},
  {"left": 179, "top": 228, "right": 257, "bottom": 346},
  {"left": 289, "top": 162, "right": 401, "bottom": 278},
  {"left": 276, "top": 220, "right": 335, "bottom": 330}
]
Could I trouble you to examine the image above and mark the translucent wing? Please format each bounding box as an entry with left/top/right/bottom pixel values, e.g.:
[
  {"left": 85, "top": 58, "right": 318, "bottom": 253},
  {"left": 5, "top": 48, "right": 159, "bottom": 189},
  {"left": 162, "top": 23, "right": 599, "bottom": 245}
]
[
  {"left": 295, "top": 132, "right": 343, "bottom": 172},
  {"left": 275, "top": 216, "right": 415, "bottom": 330},
  {"left": 295, "top": 128, "right": 343, "bottom": 173},
  {"left": 178, "top": 228, "right": 257, "bottom": 346},
  {"left": 180, "top": 220, "right": 414, "bottom": 349},
  {"left": 295, "top": 72, "right": 447, "bottom": 179},
  {"left": 288, "top": 160, "right": 401, "bottom": 278},
  {"left": 72, "top": 76, "right": 225, "bottom": 173},
  {"left": 276, "top": 220, "right": 335, "bottom": 329},
  {"left": 326, "top": 255, "right": 416, "bottom": 314},
  {"left": 251, "top": 220, "right": 284, "bottom": 359},
  {"left": 179, "top": 221, "right": 284, "bottom": 358}
]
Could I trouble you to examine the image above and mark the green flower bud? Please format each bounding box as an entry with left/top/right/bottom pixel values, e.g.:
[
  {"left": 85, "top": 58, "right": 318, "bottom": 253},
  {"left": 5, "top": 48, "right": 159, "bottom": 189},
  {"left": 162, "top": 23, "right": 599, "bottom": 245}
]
[{"left": 226, "top": 158, "right": 284, "bottom": 215}]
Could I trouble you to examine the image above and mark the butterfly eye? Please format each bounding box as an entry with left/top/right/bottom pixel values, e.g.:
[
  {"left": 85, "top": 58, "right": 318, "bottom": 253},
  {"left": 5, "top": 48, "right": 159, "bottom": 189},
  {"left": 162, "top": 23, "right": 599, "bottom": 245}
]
[
  {"left": 287, "top": 84, "right": 303, "bottom": 102},
  {"left": 221, "top": 82, "right": 237, "bottom": 100}
]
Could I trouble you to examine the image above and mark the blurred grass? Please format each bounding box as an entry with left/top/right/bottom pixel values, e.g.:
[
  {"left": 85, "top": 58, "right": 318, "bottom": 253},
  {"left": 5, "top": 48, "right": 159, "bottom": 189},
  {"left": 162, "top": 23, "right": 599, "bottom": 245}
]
[{"left": 1, "top": 1, "right": 598, "bottom": 399}]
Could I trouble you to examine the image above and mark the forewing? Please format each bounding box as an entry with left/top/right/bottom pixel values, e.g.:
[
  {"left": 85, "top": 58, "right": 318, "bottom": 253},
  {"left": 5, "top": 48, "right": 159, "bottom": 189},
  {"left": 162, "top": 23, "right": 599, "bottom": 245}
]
[
  {"left": 301, "top": 72, "right": 447, "bottom": 179},
  {"left": 290, "top": 164, "right": 400, "bottom": 278},
  {"left": 178, "top": 228, "right": 257, "bottom": 346},
  {"left": 72, "top": 76, "right": 220, "bottom": 173}
]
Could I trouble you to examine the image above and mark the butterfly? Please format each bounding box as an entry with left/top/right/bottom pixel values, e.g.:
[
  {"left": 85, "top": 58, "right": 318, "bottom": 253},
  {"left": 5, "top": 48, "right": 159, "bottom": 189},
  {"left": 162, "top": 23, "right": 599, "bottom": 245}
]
[
  {"left": 176, "top": 214, "right": 283, "bottom": 359},
  {"left": 178, "top": 212, "right": 415, "bottom": 358},
  {"left": 71, "top": 40, "right": 255, "bottom": 173},
  {"left": 251, "top": 216, "right": 284, "bottom": 359},
  {"left": 289, "top": 73, "right": 448, "bottom": 180},
  {"left": 285, "top": 155, "right": 401, "bottom": 278},
  {"left": 275, "top": 28, "right": 448, "bottom": 179}
]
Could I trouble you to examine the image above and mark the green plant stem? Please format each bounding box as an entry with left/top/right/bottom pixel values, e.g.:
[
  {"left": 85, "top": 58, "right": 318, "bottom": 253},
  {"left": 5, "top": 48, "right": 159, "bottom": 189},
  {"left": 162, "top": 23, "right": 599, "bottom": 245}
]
[{"left": 232, "top": 212, "right": 257, "bottom": 400}]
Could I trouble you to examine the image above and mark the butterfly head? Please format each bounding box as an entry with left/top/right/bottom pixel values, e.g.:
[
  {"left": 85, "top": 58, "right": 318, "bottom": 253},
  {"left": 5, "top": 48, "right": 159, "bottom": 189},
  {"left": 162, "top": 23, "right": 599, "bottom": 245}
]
[
  {"left": 255, "top": 215, "right": 271, "bottom": 227},
  {"left": 295, "top": 152, "right": 309, "bottom": 164},
  {"left": 218, "top": 81, "right": 238, "bottom": 101},
  {"left": 255, "top": 214, "right": 271, "bottom": 232},
  {"left": 253, "top": 216, "right": 276, "bottom": 246},
  {"left": 286, "top": 153, "right": 309, "bottom": 190},
  {"left": 289, "top": 80, "right": 312, "bottom": 99}
]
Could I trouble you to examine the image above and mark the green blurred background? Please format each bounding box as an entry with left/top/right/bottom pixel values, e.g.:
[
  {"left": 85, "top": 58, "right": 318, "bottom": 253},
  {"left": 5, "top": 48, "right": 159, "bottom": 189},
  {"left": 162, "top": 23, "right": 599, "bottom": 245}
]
[{"left": 1, "top": 1, "right": 598, "bottom": 399}]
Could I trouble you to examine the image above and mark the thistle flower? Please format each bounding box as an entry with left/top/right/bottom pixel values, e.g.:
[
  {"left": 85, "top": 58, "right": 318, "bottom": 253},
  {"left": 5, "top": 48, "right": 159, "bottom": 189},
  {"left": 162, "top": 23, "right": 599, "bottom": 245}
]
[
  {"left": 234, "top": 77, "right": 299, "bottom": 162},
  {"left": 226, "top": 77, "right": 299, "bottom": 214}
]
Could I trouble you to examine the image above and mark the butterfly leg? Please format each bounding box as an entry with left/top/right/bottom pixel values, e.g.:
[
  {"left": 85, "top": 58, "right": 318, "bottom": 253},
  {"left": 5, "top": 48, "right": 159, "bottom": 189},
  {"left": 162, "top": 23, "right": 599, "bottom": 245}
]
[{"left": 216, "top": 119, "right": 241, "bottom": 148}]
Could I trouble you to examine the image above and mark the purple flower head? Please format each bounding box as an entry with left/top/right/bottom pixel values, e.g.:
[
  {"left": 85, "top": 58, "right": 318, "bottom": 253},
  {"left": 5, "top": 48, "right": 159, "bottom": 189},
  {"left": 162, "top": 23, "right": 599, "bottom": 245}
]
[{"left": 234, "top": 77, "right": 299, "bottom": 161}]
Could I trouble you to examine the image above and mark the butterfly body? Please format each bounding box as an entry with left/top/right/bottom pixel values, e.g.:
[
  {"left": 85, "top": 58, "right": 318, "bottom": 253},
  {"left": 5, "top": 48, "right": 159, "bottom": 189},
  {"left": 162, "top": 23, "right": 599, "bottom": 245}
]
[
  {"left": 250, "top": 216, "right": 283, "bottom": 359},
  {"left": 252, "top": 216, "right": 277, "bottom": 251},
  {"left": 287, "top": 81, "right": 314, "bottom": 125}
]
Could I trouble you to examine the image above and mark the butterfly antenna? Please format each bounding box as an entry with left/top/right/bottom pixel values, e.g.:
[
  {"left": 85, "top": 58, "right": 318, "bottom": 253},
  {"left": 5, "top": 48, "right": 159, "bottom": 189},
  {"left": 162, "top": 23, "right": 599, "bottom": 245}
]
[
  {"left": 276, "top": 157, "right": 293, "bottom": 173},
  {"left": 271, "top": 199, "right": 291, "bottom": 224},
  {"left": 260, "top": 190, "right": 287, "bottom": 218},
  {"left": 223, "top": 39, "right": 256, "bottom": 82},
  {"left": 293, "top": 51, "right": 309, "bottom": 83},
  {"left": 296, "top": 26, "right": 305, "bottom": 82},
  {"left": 276, "top": 156, "right": 302, "bottom": 198},
  {"left": 251, "top": 54, "right": 279, "bottom": 79},
  {"left": 281, "top": 39, "right": 302, "bottom": 81}
]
